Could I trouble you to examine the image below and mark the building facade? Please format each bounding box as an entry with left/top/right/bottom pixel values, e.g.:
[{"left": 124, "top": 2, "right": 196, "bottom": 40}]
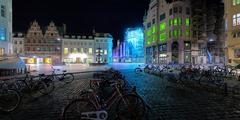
[
  {"left": 225, "top": 0, "right": 240, "bottom": 66},
  {"left": 144, "top": 0, "right": 225, "bottom": 65},
  {"left": 144, "top": 0, "right": 192, "bottom": 64},
  {"left": 0, "top": 0, "right": 12, "bottom": 57},
  {"left": 62, "top": 33, "right": 113, "bottom": 64},
  {"left": 13, "top": 33, "right": 24, "bottom": 56},
  {"left": 24, "top": 21, "right": 61, "bottom": 65},
  {"left": 62, "top": 35, "right": 95, "bottom": 64}
]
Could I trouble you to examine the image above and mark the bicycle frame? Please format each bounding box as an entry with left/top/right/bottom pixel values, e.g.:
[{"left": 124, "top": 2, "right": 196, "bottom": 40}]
[{"left": 81, "top": 84, "right": 127, "bottom": 120}]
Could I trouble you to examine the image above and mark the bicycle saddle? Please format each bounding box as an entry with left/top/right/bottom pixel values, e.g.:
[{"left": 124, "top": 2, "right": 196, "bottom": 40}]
[{"left": 63, "top": 70, "right": 67, "bottom": 73}]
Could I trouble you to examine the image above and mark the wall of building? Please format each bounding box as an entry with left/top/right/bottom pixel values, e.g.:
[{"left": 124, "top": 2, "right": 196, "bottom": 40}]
[
  {"left": 62, "top": 36, "right": 95, "bottom": 64},
  {"left": 225, "top": 0, "right": 240, "bottom": 66},
  {"left": 144, "top": 0, "right": 192, "bottom": 64},
  {"left": 13, "top": 33, "right": 24, "bottom": 56},
  {"left": 0, "top": 0, "right": 12, "bottom": 56}
]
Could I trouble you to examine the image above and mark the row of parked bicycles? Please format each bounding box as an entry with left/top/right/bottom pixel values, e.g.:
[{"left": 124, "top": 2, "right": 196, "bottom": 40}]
[
  {"left": 135, "top": 64, "right": 240, "bottom": 87},
  {"left": 0, "top": 66, "right": 74, "bottom": 113},
  {"left": 62, "top": 68, "right": 147, "bottom": 120}
]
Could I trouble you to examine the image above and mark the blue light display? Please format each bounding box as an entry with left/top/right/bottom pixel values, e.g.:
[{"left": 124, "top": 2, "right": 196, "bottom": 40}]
[
  {"left": 0, "top": 27, "right": 6, "bottom": 41},
  {"left": 125, "top": 28, "right": 144, "bottom": 58}
]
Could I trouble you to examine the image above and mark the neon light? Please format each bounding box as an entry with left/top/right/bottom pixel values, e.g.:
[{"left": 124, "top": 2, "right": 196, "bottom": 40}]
[
  {"left": 160, "top": 32, "right": 167, "bottom": 42},
  {"left": 186, "top": 18, "right": 190, "bottom": 26},
  {"left": 160, "top": 22, "right": 166, "bottom": 31}
]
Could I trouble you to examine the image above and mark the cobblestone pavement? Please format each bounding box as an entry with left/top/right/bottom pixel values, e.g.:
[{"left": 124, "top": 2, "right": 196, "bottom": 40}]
[{"left": 1, "top": 64, "right": 240, "bottom": 120}]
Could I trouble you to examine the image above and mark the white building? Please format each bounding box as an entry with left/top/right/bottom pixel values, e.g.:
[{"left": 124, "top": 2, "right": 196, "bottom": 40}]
[
  {"left": 62, "top": 35, "right": 95, "bottom": 64},
  {"left": 62, "top": 33, "right": 113, "bottom": 64},
  {"left": 0, "top": 0, "right": 12, "bottom": 57},
  {"left": 12, "top": 33, "right": 24, "bottom": 56}
]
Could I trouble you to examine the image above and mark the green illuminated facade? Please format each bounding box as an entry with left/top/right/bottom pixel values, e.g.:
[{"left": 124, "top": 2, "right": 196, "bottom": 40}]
[{"left": 144, "top": 0, "right": 192, "bottom": 64}]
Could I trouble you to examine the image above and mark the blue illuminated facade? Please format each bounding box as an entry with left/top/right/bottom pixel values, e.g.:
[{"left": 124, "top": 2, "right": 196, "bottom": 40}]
[{"left": 125, "top": 28, "right": 144, "bottom": 63}]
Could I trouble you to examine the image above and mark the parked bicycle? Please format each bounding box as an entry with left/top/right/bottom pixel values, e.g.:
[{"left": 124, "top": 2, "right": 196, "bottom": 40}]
[
  {"left": 0, "top": 80, "right": 21, "bottom": 112},
  {"left": 14, "top": 72, "right": 54, "bottom": 95},
  {"left": 47, "top": 66, "right": 74, "bottom": 84},
  {"left": 62, "top": 80, "right": 146, "bottom": 120}
]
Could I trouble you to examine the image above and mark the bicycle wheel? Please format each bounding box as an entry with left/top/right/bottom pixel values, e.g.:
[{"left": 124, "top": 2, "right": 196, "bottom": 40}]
[
  {"left": 0, "top": 89, "right": 21, "bottom": 112},
  {"left": 38, "top": 81, "right": 54, "bottom": 95},
  {"left": 116, "top": 94, "right": 146, "bottom": 120},
  {"left": 62, "top": 99, "right": 97, "bottom": 120},
  {"left": 63, "top": 73, "right": 74, "bottom": 84},
  {"left": 135, "top": 68, "right": 141, "bottom": 74},
  {"left": 89, "top": 80, "right": 101, "bottom": 90}
]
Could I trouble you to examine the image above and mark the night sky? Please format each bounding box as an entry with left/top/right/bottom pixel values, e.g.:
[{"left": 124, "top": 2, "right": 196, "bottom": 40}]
[{"left": 13, "top": 0, "right": 150, "bottom": 42}]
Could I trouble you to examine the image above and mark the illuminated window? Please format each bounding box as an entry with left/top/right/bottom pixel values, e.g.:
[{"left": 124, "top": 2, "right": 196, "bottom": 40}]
[
  {"left": 186, "top": 18, "right": 190, "bottom": 26},
  {"left": 147, "top": 29, "right": 152, "bottom": 36},
  {"left": 185, "top": 29, "right": 190, "bottom": 37},
  {"left": 73, "top": 48, "right": 78, "bottom": 53},
  {"left": 89, "top": 48, "right": 93, "bottom": 54},
  {"left": 179, "top": 29, "right": 182, "bottom": 36},
  {"left": 104, "top": 50, "right": 107, "bottom": 55},
  {"left": 64, "top": 48, "right": 68, "bottom": 54},
  {"left": 174, "top": 18, "right": 178, "bottom": 26},
  {"left": 0, "top": 27, "right": 6, "bottom": 41},
  {"left": 152, "top": 25, "right": 156, "bottom": 34},
  {"left": 179, "top": 18, "right": 182, "bottom": 25},
  {"left": 169, "top": 19, "right": 173, "bottom": 26},
  {"left": 153, "top": 35, "right": 157, "bottom": 42},
  {"left": 174, "top": 29, "right": 178, "bottom": 38},
  {"left": 160, "top": 22, "right": 166, "bottom": 31},
  {"left": 160, "top": 32, "right": 167, "bottom": 42},
  {"left": 169, "top": 30, "right": 172, "bottom": 38},
  {"left": 81, "top": 48, "right": 84, "bottom": 53}
]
